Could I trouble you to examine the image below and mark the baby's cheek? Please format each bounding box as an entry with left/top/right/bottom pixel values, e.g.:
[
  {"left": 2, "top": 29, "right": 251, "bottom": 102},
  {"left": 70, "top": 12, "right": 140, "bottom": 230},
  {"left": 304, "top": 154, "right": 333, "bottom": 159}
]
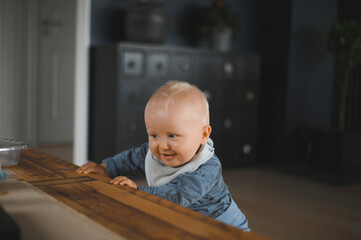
[{"left": 149, "top": 146, "right": 159, "bottom": 157}]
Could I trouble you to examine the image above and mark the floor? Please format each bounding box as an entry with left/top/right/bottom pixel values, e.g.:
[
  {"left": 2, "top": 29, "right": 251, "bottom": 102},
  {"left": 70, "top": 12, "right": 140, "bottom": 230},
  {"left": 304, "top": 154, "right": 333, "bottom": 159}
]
[
  {"left": 37, "top": 145, "right": 361, "bottom": 240},
  {"left": 37, "top": 144, "right": 73, "bottom": 162}
]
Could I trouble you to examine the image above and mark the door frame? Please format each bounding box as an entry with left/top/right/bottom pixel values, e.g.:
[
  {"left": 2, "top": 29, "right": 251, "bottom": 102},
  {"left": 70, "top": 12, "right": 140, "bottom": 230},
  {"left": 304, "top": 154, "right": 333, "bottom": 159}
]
[
  {"left": 73, "top": 0, "right": 90, "bottom": 166},
  {"left": 27, "top": 0, "right": 90, "bottom": 165}
]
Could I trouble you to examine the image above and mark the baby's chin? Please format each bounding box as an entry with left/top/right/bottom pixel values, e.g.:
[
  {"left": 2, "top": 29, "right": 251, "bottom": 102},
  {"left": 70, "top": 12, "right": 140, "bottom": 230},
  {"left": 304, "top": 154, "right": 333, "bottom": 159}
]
[
  {"left": 160, "top": 160, "right": 181, "bottom": 168},
  {"left": 161, "top": 158, "right": 192, "bottom": 168}
]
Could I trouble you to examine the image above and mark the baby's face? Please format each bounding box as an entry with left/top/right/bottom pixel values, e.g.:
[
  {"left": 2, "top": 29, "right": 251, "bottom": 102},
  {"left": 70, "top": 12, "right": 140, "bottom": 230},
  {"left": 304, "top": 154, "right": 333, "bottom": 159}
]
[{"left": 145, "top": 101, "right": 207, "bottom": 167}]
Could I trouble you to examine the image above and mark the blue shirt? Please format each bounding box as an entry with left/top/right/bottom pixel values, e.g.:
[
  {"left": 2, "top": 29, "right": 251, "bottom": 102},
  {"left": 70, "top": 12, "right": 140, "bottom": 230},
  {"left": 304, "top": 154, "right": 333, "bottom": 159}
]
[{"left": 103, "top": 142, "right": 249, "bottom": 231}]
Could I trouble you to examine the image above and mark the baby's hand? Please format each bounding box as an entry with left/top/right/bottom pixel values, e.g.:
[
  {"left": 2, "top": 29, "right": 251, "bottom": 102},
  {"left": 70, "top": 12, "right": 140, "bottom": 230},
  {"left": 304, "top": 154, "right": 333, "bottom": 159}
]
[
  {"left": 110, "top": 176, "right": 138, "bottom": 189},
  {"left": 77, "top": 162, "right": 109, "bottom": 177}
]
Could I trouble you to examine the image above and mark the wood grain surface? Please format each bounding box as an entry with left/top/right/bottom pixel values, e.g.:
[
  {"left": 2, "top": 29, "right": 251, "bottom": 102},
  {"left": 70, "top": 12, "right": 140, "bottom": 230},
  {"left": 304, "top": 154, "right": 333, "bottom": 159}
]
[{"left": 5, "top": 148, "right": 268, "bottom": 240}]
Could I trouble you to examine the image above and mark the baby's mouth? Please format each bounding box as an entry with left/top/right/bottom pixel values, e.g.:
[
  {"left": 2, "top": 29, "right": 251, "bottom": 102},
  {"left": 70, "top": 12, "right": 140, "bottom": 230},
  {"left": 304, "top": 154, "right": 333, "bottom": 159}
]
[{"left": 161, "top": 153, "right": 176, "bottom": 160}]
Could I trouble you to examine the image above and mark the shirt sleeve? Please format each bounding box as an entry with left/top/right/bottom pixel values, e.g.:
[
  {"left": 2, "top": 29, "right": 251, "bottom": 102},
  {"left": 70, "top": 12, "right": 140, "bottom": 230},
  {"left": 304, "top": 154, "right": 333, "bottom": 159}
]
[
  {"left": 103, "top": 142, "right": 148, "bottom": 178},
  {"left": 138, "top": 161, "right": 221, "bottom": 207}
]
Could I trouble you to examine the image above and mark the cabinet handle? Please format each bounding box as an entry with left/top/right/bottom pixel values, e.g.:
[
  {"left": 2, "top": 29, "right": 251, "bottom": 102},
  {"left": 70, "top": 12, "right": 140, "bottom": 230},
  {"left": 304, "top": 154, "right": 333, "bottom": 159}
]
[
  {"left": 245, "top": 91, "right": 255, "bottom": 101},
  {"left": 224, "top": 118, "right": 233, "bottom": 129},
  {"left": 224, "top": 62, "right": 234, "bottom": 76},
  {"left": 127, "top": 61, "right": 135, "bottom": 69},
  {"left": 179, "top": 61, "right": 190, "bottom": 71},
  {"left": 242, "top": 144, "right": 252, "bottom": 154},
  {"left": 156, "top": 63, "right": 163, "bottom": 71}
]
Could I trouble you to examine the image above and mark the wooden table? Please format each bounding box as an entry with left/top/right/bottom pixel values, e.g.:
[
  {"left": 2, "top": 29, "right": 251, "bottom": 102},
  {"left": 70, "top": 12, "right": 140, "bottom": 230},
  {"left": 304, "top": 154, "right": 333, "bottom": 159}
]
[{"left": 2, "top": 148, "right": 267, "bottom": 240}]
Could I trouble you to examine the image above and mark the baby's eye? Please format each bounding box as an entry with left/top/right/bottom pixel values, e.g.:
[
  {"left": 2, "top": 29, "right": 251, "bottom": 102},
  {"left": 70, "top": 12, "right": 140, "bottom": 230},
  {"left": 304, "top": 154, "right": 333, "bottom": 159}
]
[
  {"left": 149, "top": 134, "right": 158, "bottom": 139},
  {"left": 169, "top": 134, "right": 177, "bottom": 138}
]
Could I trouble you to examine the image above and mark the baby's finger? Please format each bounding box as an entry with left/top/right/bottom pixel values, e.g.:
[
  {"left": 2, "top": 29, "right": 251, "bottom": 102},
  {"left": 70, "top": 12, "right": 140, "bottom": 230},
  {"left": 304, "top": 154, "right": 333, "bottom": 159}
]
[
  {"left": 83, "top": 167, "right": 98, "bottom": 174},
  {"left": 110, "top": 177, "right": 118, "bottom": 184},
  {"left": 110, "top": 176, "right": 126, "bottom": 185},
  {"left": 78, "top": 162, "right": 98, "bottom": 174},
  {"left": 119, "top": 178, "right": 130, "bottom": 186},
  {"left": 122, "top": 179, "right": 137, "bottom": 189},
  {"left": 76, "top": 164, "right": 89, "bottom": 173}
]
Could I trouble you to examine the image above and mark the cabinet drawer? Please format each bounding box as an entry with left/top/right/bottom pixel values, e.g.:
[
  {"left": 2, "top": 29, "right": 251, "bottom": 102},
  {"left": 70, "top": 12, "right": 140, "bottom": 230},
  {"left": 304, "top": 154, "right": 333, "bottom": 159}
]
[
  {"left": 198, "top": 80, "right": 224, "bottom": 109},
  {"left": 220, "top": 58, "right": 238, "bottom": 80},
  {"left": 120, "top": 49, "right": 145, "bottom": 78},
  {"left": 236, "top": 138, "right": 257, "bottom": 164},
  {"left": 198, "top": 54, "right": 219, "bottom": 79},
  {"left": 116, "top": 109, "right": 147, "bottom": 152},
  {"left": 211, "top": 111, "right": 239, "bottom": 136},
  {"left": 213, "top": 135, "right": 256, "bottom": 167},
  {"left": 118, "top": 83, "right": 149, "bottom": 107},
  {"left": 238, "top": 81, "right": 258, "bottom": 109},
  {"left": 171, "top": 53, "right": 195, "bottom": 80},
  {"left": 148, "top": 51, "right": 170, "bottom": 79}
]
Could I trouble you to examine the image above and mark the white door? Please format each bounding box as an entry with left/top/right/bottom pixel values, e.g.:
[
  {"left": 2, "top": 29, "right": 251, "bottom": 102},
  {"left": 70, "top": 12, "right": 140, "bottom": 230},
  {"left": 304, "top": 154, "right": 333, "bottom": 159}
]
[{"left": 38, "top": 0, "right": 76, "bottom": 144}]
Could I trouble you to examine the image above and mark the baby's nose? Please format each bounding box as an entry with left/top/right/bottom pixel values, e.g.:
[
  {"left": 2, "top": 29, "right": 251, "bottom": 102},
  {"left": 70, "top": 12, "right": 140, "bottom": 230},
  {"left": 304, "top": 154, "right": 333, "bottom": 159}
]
[{"left": 159, "top": 139, "right": 170, "bottom": 150}]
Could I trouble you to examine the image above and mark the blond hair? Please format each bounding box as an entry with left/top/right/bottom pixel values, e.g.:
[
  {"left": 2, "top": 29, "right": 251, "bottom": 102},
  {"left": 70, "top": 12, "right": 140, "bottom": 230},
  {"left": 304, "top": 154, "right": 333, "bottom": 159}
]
[{"left": 146, "top": 80, "right": 210, "bottom": 125}]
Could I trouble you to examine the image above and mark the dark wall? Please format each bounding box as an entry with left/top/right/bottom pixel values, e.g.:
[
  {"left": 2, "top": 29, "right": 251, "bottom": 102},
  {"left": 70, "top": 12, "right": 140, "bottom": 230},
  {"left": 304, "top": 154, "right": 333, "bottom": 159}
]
[
  {"left": 283, "top": 0, "right": 337, "bottom": 162},
  {"left": 90, "top": 0, "right": 342, "bottom": 164},
  {"left": 256, "top": 0, "right": 292, "bottom": 164},
  {"left": 256, "top": 0, "right": 340, "bottom": 164}
]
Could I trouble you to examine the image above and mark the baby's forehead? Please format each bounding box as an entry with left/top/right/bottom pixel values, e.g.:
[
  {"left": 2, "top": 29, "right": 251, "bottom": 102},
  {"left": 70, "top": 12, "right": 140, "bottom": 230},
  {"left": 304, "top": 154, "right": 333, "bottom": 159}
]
[{"left": 148, "top": 95, "right": 203, "bottom": 111}]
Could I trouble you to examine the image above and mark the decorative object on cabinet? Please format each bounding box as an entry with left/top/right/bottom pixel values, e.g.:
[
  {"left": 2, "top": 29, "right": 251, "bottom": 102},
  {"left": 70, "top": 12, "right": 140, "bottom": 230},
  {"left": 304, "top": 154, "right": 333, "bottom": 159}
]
[
  {"left": 300, "top": 19, "right": 361, "bottom": 168},
  {"left": 89, "top": 43, "right": 260, "bottom": 168},
  {"left": 125, "top": 0, "right": 169, "bottom": 43},
  {"left": 327, "top": 18, "right": 361, "bottom": 132},
  {"left": 200, "top": 0, "right": 239, "bottom": 51},
  {"left": 211, "top": 28, "right": 233, "bottom": 52}
]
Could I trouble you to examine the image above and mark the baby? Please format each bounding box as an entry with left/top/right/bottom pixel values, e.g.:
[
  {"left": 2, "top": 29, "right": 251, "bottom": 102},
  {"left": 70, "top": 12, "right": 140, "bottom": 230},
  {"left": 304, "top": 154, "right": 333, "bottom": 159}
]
[{"left": 77, "top": 80, "right": 249, "bottom": 230}]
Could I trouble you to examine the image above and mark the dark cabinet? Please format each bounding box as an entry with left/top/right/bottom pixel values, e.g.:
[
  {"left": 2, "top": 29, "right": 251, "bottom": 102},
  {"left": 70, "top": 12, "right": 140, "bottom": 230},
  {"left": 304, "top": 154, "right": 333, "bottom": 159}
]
[{"left": 89, "top": 43, "right": 260, "bottom": 167}]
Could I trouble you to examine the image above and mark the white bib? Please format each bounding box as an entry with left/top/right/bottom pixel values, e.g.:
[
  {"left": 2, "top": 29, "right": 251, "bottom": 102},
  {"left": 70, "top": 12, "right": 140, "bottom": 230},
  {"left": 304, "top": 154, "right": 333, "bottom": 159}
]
[{"left": 145, "top": 139, "right": 215, "bottom": 187}]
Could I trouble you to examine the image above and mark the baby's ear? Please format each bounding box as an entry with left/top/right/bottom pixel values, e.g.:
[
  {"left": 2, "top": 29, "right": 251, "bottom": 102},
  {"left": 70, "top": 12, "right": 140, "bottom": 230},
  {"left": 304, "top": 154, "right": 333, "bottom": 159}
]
[{"left": 200, "top": 125, "right": 212, "bottom": 144}]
